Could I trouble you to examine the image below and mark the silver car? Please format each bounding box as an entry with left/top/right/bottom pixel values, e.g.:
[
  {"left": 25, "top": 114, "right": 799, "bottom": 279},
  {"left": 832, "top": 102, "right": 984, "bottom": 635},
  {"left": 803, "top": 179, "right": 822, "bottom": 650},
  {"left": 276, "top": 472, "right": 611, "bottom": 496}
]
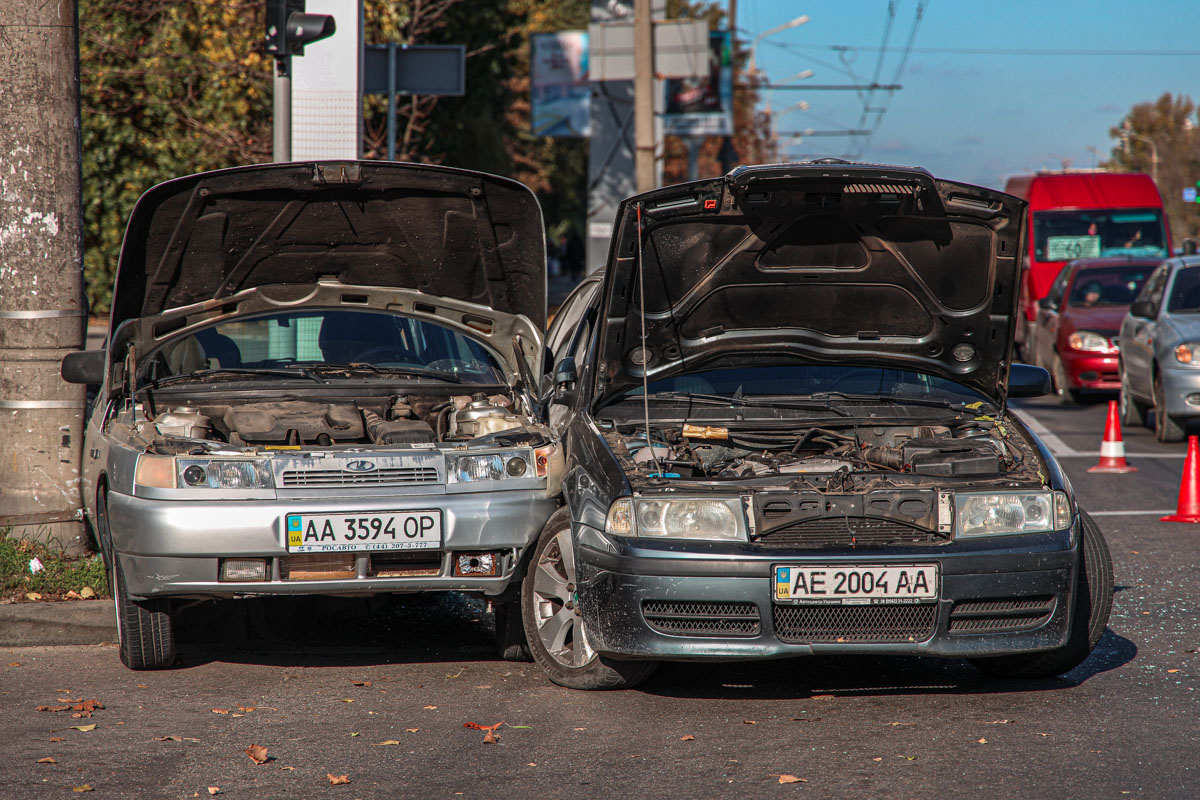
[
  {"left": 1118, "top": 254, "right": 1200, "bottom": 441},
  {"left": 60, "top": 161, "right": 560, "bottom": 669}
]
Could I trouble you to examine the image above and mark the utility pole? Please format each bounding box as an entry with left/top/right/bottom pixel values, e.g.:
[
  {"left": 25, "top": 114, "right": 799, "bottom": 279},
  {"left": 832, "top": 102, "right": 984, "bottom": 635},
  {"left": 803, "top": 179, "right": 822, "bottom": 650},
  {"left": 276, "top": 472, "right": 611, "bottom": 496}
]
[
  {"left": 0, "top": 0, "right": 89, "bottom": 552},
  {"left": 634, "top": 0, "right": 655, "bottom": 192}
]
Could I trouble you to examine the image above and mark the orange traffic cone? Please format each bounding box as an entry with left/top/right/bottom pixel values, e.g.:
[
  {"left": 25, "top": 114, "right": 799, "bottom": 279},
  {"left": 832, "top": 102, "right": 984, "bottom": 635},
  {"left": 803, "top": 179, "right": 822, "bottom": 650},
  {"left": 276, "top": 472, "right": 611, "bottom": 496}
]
[
  {"left": 1162, "top": 435, "right": 1200, "bottom": 523},
  {"left": 1088, "top": 400, "right": 1137, "bottom": 473}
]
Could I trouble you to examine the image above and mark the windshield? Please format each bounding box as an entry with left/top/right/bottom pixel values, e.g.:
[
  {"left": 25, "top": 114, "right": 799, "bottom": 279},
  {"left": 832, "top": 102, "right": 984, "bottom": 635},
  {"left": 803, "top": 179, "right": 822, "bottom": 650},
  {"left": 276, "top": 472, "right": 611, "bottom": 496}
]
[
  {"left": 1167, "top": 267, "right": 1200, "bottom": 313},
  {"left": 144, "top": 309, "right": 507, "bottom": 384},
  {"left": 1033, "top": 209, "right": 1167, "bottom": 262},
  {"left": 1067, "top": 265, "right": 1152, "bottom": 308},
  {"left": 621, "top": 365, "right": 990, "bottom": 406}
]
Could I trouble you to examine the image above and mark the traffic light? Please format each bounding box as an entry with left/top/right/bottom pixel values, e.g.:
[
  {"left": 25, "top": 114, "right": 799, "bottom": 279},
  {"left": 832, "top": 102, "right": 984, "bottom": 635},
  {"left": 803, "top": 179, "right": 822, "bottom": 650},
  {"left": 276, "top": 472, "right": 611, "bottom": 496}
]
[{"left": 265, "top": 0, "right": 336, "bottom": 58}]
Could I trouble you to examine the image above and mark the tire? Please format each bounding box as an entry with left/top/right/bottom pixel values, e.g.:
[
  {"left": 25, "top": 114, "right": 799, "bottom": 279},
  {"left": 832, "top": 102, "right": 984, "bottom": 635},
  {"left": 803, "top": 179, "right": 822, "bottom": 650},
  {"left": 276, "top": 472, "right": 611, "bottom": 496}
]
[
  {"left": 1119, "top": 367, "right": 1148, "bottom": 428},
  {"left": 971, "top": 509, "right": 1114, "bottom": 679},
  {"left": 493, "top": 598, "right": 533, "bottom": 662},
  {"left": 98, "top": 491, "right": 175, "bottom": 670},
  {"left": 1154, "top": 373, "right": 1187, "bottom": 443},
  {"left": 1051, "top": 355, "right": 1079, "bottom": 405},
  {"left": 521, "top": 508, "right": 657, "bottom": 690}
]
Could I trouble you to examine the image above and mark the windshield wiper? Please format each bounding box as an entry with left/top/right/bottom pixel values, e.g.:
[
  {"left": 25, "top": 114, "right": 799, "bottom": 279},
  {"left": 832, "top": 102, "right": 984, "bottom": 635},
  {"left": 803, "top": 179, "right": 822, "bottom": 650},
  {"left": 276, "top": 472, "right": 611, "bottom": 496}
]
[
  {"left": 643, "top": 391, "right": 849, "bottom": 416},
  {"left": 305, "top": 363, "right": 464, "bottom": 383},
  {"left": 803, "top": 391, "right": 986, "bottom": 413},
  {"left": 147, "top": 367, "right": 323, "bottom": 387}
]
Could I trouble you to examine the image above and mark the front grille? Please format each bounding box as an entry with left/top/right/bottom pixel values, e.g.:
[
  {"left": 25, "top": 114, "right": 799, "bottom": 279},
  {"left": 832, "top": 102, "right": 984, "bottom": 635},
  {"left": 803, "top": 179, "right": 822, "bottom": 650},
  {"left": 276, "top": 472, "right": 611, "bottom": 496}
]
[
  {"left": 949, "top": 596, "right": 1055, "bottom": 634},
  {"left": 773, "top": 603, "right": 937, "bottom": 643},
  {"left": 754, "top": 518, "right": 944, "bottom": 549},
  {"left": 642, "top": 601, "right": 761, "bottom": 637},
  {"left": 281, "top": 466, "right": 440, "bottom": 488}
]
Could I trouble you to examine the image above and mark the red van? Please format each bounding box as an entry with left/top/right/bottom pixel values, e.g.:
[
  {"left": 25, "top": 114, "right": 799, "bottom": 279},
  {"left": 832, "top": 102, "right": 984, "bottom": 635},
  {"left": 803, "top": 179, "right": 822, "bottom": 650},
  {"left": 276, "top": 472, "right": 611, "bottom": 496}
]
[{"left": 1004, "top": 171, "right": 1169, "bottom": 353}]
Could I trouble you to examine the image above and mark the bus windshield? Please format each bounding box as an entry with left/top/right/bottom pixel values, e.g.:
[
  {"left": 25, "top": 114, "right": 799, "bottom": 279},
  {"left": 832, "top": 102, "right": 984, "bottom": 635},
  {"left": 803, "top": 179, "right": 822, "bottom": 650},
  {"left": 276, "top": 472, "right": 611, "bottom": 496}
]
[{"left": 1033, "top": 209, "right": 1167, "bottom": 262}]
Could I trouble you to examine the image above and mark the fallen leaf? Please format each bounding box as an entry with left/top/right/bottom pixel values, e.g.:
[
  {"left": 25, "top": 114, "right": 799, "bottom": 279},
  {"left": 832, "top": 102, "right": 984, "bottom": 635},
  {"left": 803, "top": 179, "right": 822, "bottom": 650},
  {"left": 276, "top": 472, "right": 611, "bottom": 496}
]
[
  {"left": 70, "top": 725, "right": 96, "bottom": 732},
  {"left": 777, "top": 775, "right": 807, "bottom": 784},
  {"left": 898, "top": 755, "right": 916, "bottom": 761},
  {"left": 8, "top": 662, "right": 21, "bottom": 667},
  {"left": 207, "top": 788, "right": 221, "bottom": 796},
  {"left": 680, "top": 734, "right": 696, "bottom": 741},
  {"left": 527, "top": 762, "right": 537, "bottom": 767},
  {"left": 977, "top": 738, "right": 988, "bottom": 744},
  {"left": 340, "top": 698, "right": 354, "bottom": 703},
  {"left": 327, "top": 773, "right": 351, "bottom": 785},
  {"left": 463, "top": 721, "right": 504, "bottom": 732},
  {"left": 50, "top": 737, "right": 65, "bottom": 743},
  {"left": 1038, "top": 733, "right": 1052, "bottom": 737},
  {"left": 1168, "top": 669, "right": 1180, "bottom": 673},
  {"left": 36, "top": 705, "right": 71, "bottom": 712},
  {"left": 985, "top": 720, "right": 1012, "bottom": 725},
  {"left": 230, "top": 714, "right": 243, "bottom": 718},
  {"left": 278, "top": 766, "right": 296, "bottom": 771},
  {"left": 154, "top": 736, "right": 182, "bottom": 742},
  {"left": 475, "top": 685, "right": 492, "bottom": 689},
  {"left": 37, "top": 757, "right": 56, "bottom": 764},
  {"left": 211, "top": 709, "right": 230, "bottom": 715},
  {"left": 373, "top": 740, "right": 401, "bottom": 746},
  {"left": 483, "top": 730, "right": 499, "bottom": 744},
  {"left": 351, "top": 681, "right": 372, "bottom": 687},
  {"left": 80, "top": 587, "right": 96, "bottom": 599},
  {"left": 72, "top": 786, "right": 93, "bottom": 793},
  {"left": 348, "top": 732, "right": 360, "bottom": 737},
  {"left": 574, "top": 727, "right": 586, "bottom": 731},
  {"left": 1130, "top": 551, "right": 1140, "bottom": 555},
  {"left": 244, "top": 744, "right": 269, "bottom": 765},
  {"left": 65, "top": 590, "right": 82, "bottom": 600},
  {"left": 236, "top": 705, "right": 256, "bottom": 713},
  {"left": 872, "top": 758, "right": 883, "bottom": 762},
  {"left": 136, "top": 684, "right": 148, "bottom": 689},
  {"left": 887, "top": 722, "right": 915, "bottom": 727},
  {"left": 25, "top": 592, "right": 42, "bottom": 601},
  {"left": 423, "top": 705, "right": 437, "bottom": 710},
  {"left": 405, "top": 728, "right": 419, "bottom": 733},
  {"left": 743, "top": 720, "right": 757, "bottom": 725}
]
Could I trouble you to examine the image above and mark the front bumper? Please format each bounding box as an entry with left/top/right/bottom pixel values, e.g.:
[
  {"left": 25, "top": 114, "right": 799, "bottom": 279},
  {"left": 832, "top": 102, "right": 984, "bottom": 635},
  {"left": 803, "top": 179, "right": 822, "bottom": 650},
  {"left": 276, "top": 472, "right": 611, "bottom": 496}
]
[
  {"left": 1061, "top": 351, "right": 1119, "bottom": 390},
  {"left": 106, "top": 489, "right": 558, "bottom": 599},
  {"left": 576, "top": 526, "right": 1079, "bottom": 661},
  {"left": 1158, "top": 366, "right": 1200, "bottom": 419}
]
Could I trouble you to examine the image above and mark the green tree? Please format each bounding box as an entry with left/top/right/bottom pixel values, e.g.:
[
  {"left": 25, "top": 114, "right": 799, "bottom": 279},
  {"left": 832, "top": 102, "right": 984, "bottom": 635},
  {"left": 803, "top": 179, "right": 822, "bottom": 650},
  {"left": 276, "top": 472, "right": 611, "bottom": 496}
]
[{"left": 1104, "top": 93, "right": 1200, "bottom": 247}]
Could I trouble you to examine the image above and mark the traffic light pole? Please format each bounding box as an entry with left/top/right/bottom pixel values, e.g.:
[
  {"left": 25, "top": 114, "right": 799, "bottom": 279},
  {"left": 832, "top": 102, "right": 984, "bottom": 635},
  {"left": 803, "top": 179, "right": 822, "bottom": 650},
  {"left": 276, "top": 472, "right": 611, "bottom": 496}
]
[{"left": 273, "top": 56, "right": 292, "bottom": 162}]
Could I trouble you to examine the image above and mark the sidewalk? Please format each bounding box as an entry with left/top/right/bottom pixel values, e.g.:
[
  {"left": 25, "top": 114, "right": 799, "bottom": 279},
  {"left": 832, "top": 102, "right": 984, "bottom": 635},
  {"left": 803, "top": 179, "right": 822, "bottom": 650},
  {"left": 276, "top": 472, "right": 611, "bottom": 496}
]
[{"left": 0, "top": 601, "right": 114, "bottom": 647}]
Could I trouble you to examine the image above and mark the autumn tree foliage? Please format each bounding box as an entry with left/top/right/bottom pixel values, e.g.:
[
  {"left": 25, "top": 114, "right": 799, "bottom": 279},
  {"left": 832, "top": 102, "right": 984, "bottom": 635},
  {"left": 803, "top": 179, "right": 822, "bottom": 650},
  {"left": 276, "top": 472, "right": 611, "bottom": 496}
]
[{"left": 1104, "top": 93, "right": 1200, "bottom": 246}]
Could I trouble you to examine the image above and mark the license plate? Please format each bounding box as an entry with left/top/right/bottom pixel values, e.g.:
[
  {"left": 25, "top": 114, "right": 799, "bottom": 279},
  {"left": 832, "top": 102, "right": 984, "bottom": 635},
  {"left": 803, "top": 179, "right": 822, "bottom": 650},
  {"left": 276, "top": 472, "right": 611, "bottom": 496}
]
[
  {"left": 286, "top": 510, "right": 442, "bottom": 553},
  {"left": 773, "top": 564, "right": 938, "bottom": 604}
]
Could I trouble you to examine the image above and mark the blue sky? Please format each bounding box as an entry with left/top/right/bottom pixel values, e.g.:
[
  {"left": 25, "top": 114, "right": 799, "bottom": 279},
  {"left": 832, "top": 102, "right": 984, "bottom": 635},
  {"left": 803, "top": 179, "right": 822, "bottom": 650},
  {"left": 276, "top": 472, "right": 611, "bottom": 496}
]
[{"left": 742, "top": 0, "right": 1200, "bottom": 191}]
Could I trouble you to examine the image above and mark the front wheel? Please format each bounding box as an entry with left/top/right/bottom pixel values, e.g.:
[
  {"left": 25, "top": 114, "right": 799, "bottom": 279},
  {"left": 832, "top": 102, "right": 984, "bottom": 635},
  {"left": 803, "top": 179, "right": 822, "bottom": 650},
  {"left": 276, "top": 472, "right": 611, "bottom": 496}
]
[
  {"left": 1119, "top": 368, "right": 1148, "bottom": 428},
  {"left": 1154, "top": 373, "right": 1187, "bottom": 443},
  {"left": 98, "top": 491, "right": 175, "bottom": 670},
  {"left": 521, "top": 509, "right": 657, "bottom": 690},
  {"left": 971, "top": 510, "right": 1114, "bottom": 679}
]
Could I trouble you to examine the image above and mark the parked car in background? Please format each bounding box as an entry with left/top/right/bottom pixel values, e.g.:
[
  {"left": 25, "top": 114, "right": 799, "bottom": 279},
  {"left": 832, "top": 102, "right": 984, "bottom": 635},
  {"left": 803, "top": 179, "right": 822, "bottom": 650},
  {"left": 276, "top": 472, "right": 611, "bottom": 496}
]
[
  {"left": 1028, "top": 257, "right": 1156, "bottom": 403},
  {"left": 525, "top": 161, "right": 1113, "bottom": 691},
  {"left": 1119, "top": 254, "right": 1200, "bottom": 441},
  {"left": 60, "top": 161, "right": 561, "bottom": 669},
  {"left": 1004, "top": 170, "right": 1169, "bottom": 356}
]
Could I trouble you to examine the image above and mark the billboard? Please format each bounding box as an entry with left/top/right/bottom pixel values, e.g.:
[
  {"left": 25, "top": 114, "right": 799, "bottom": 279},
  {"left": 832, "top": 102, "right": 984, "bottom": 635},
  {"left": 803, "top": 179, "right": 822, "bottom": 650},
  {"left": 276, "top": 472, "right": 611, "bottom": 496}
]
[
  {"left": 663, "top": 30, "right": 733, "bottom": 136},
  {"left": 291, "top": 0, "right": 362, "bottom": 160},
  {"left": 531, "top": 31, "right": 590, "bottom": 137}
]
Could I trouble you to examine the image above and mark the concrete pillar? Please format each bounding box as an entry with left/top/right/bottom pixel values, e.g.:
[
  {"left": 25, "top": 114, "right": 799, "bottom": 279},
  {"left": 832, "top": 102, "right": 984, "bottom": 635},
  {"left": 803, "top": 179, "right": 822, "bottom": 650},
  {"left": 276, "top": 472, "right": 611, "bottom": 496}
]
[{"left": 0, "top": 0, "right": 89, "bottom": 553}]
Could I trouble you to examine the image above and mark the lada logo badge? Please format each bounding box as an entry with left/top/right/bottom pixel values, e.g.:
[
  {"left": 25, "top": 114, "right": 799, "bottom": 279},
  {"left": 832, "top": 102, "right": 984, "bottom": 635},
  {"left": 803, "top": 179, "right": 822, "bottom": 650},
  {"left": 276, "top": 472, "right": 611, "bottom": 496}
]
[{"left": 344, "top": 460, "right": 377, "bottom": 473}]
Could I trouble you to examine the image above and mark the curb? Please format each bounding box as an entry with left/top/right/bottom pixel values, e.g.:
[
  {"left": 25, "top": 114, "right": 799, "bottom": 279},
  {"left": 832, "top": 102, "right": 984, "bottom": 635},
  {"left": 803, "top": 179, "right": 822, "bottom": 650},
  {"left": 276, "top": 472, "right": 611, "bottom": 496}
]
[{"left": 0, "top": 600, "right": 115, "bottom": 647}]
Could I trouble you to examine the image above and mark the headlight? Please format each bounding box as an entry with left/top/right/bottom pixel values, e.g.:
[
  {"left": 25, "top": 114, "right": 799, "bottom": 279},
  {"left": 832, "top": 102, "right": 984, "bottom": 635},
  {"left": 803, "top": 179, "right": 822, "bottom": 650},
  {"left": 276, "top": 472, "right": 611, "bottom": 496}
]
[
  {"left": 1067, "top": 331, "right": 1115, "bottom": 353},
  {"left": 177, "top": 458, "right": 274, "bottom": 489},
  {"left": 133, "top": 454, "right": 275, "bottom": 489},
  {"left": 604, "top": 497, "right": 746, "bottom": 541},
  {"left": 955, "top": 491, "right": 1070, "bottom": 537},
  {"left": 448, "top": 450, "right": 532, "bottom": 483},
  {"left": 1175, "top": 342, "right": 1200, "bottom": 364}
]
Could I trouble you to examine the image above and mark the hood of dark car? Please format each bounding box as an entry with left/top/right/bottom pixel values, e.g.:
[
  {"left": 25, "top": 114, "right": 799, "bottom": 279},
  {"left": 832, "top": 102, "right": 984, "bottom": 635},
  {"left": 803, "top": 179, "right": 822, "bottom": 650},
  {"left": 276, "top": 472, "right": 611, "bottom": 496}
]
[
  {"left": 110, "top": 161, "right": 547, "bottom": 332},
  {"left": 595, "top": 161, "right": 1026, "bottom": 405}
]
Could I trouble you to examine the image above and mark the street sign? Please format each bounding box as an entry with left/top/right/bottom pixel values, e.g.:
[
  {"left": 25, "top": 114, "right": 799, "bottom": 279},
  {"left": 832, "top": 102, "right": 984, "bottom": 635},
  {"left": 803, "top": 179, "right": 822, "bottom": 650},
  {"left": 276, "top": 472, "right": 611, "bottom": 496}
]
[
  {"left": 363, "top": 45, "right": 465, "bottom": 96},
  {"left": 1185, "top": 187, "right": 1198, "bottom": 203}
]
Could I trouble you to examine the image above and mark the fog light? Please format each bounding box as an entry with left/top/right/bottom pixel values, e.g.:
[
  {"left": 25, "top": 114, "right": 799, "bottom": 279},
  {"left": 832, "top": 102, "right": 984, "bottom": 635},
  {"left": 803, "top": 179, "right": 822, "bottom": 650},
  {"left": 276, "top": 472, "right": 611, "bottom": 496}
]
[
  {"left": 219, "top": 558, "right": 268, "bottom": 582},
  {"left": 453, "top": 552, "right": 497, "bottom": 576}
]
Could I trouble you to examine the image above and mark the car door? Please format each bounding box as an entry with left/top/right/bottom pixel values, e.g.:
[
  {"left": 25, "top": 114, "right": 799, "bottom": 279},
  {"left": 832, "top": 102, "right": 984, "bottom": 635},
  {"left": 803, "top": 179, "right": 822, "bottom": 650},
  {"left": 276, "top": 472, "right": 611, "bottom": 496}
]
[
  {"left": 1035, "top": 265, "right": 1071, "bottom": 368},
  {"left": 544, "top": 277, "right": 602, "bottom": 431},
  {"left": 1123, "top": 261, "right": 1169, "bottom": 399}
]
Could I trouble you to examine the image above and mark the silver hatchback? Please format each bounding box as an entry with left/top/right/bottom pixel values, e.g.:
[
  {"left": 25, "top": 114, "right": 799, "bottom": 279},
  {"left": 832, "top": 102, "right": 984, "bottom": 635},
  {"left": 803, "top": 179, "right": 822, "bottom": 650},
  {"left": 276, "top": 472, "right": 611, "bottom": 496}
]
[{"left": 61, "top": 161, "right": 560, "bottom": 669}]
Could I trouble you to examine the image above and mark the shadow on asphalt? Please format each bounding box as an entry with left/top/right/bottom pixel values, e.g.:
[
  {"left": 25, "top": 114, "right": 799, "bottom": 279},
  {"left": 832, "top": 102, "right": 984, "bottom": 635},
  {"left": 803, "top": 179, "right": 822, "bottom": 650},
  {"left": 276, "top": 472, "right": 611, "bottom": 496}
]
[
  {"left": 169, "top": 592, "right": 502, "bottom": 669},
  {"left": 637, "top": 629, "right": 1137, "bottom": 700}
]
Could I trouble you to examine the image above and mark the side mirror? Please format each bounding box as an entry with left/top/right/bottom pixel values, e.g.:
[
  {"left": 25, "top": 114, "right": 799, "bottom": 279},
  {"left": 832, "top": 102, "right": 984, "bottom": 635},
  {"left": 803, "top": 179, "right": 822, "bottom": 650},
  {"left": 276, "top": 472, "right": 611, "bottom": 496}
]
[
  {"left": 1008, "top": 363, "right": 1052, "bottom": 398},
  {"left": 1130, "top": 300, "right": 1155, "bottom": 319},
  {"left": 61, "top": 350, "right": 105, "bottom": 385},
  {"left": 550, "top": 356, "right": 578, "bottom": 406}
]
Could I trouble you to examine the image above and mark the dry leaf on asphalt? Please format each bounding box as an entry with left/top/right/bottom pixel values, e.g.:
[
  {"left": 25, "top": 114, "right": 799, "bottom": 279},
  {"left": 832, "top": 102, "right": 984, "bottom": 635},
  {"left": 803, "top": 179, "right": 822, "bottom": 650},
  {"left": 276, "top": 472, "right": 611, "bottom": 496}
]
[
  {"left": 743, "top": 720, "right": 757, "bottom": 725},
  {"left": 25, "top": 592, "right": 42, "bottom": 601},
  {"left": 777, "top": 775, "right": 807, "bottom": 784},
  {"left": 50, "top": 737, "right": 65, "bottom": 743},
  {"left": 886, "top": 722, "right": 915, "bottom": 727},
  {"left": 8, "top": 662, "right": 21, "bottom": 667},
  {"left": 352, "top": 681, "right": 372, "bottom": 687},
  {"left": 423, "top": 705, "right": 437, "bottom": 710},
  {"left": 244, "top": 744, "right": 269, "bottom": 765},
  {"left": 36, "top": 705, "right": 71, "bottom": 712},
  {"left": 327, "top": 773, "right": 351, "bottom": 785},
  {"left": 211, "top": 709, "right": 230, "bottom": 715},
  {"left": 872, "top": 758, "right": 883, "bottom": 762},
  {"left": 680, "top": 734, "right": 696, "bottom": 741},
  {"left": 977, "top": 738, "right": 988, "bottom": 744},
  {"left": 1168, "top": 669, "right": 1180, "bottom": 673},
  {"left": 70, "top": 725, "right": 96, "bottom": 732},
  {"left": 72, "top": 785, "right": 93, "bottom": 793},
  {"left": 237, "top": 705, "right": 256, "bottom": 712},
  {"left": 155, "top": 736, "right": 182, "bottom": 742},
  {"left": 463, "top": 721, "right": 504, "bottom": 732},
  {"left": 373, "top": 740, "right": 401, "bottom": 746},
  {"left": 405, "top": 728, "right": 419, "bottom": 733},
  {"left": 483, "top": 730, "right": 500, "bottom": 744},
  {"left": 207, "top": 788, "right": 221, "bottom": 795},
  {"left": 37, "top": 757, "right": 56, "bottom": 764}
]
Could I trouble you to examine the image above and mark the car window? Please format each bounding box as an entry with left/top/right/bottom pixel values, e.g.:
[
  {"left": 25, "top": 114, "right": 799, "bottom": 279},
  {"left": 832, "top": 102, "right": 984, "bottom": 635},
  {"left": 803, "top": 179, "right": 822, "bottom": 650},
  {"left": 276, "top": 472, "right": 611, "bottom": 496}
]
[
  {"left": 547, "top": 279, "right": 600, "bottom": 367},
  {"left": 145, "top": 309, "right": 507, "bottom": 383},
  {"left": 1066, "top": 265, "right": 1151, "bottom": 308},
  {"left": 1046, "top": 266, "right": 1070, "bottom": 307},
  {"left": 1166, "top": 266, "right": 1200, "bottom": 313},
  {"left": 1139, "top": 264, "right": 1170, "bottom": 310}
]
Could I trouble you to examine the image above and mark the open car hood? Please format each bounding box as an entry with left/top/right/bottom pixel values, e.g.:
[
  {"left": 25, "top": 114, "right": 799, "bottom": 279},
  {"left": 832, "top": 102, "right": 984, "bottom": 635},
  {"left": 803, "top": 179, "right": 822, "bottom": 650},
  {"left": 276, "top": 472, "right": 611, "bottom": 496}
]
[
  {"left": 596, "top": 161, "right": 1026, "bottom": 405},
  {"left": 109, "top": 161, "right": 547, "bottom": 332}
]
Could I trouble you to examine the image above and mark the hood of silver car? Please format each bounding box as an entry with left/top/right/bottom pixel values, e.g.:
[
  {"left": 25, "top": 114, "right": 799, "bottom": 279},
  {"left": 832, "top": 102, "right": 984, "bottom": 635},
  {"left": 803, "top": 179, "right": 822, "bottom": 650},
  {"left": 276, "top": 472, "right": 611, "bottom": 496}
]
[
  {"left": 109, "top": 161, "right": 547, "bottom": 332},
  {"left": 596, "top": 161, "right": 1026, "bottom": 404}
]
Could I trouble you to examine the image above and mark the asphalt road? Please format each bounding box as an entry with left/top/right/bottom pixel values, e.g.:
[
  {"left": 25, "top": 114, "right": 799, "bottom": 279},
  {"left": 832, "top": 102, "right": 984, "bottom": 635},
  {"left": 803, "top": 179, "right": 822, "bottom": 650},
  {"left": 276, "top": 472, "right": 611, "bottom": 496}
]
[{"left": 2, "top": 396, "right": 1197, "bottom": 799}]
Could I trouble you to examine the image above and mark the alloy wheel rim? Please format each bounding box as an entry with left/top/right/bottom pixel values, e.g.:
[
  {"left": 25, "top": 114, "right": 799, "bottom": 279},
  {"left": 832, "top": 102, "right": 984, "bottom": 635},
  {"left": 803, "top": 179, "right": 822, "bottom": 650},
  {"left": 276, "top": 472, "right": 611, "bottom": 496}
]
[{"left": 531, "top": 528, "right": 595, "bottom": 668}]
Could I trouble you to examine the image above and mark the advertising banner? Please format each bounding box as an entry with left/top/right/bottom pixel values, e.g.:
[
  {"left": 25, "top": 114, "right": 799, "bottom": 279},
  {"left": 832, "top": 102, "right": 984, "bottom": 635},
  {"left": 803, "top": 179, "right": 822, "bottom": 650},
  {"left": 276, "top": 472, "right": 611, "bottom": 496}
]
[
  {"left": 532, "top": 31, "right": 590, "bottom": 137},
  {"left": 663, "top": 30, "right": 732, "bottom": 136}
]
